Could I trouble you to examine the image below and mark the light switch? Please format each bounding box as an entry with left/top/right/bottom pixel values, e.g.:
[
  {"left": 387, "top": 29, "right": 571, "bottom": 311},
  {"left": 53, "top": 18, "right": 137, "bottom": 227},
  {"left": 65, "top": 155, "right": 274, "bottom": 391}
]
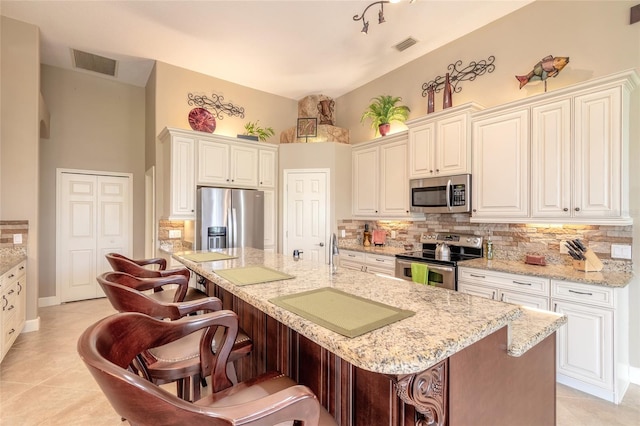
[
  {"left": 13, "top": 234, "right": 22, "bottom": 244},
  {"left": 341, "top": 229, "right": 346, "bottom": 238}
]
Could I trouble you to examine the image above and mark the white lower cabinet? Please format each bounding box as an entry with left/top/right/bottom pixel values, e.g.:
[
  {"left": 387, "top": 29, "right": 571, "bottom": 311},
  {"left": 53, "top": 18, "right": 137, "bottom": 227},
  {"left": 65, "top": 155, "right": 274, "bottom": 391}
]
[
  {"left": 457, "top": 267, "right": 549, "bottom": 310},
  {"left": 339, "top": 250, "right": 395, "bottom": 277},
  {"left": 551, "top": 280, "right": 628, "bottom": 404},
  {"left": 1, "top": 261, "right": 27, "bottom": 363},
  {"left": 458, "top": 266, "right": 629, "bottom": 404}
]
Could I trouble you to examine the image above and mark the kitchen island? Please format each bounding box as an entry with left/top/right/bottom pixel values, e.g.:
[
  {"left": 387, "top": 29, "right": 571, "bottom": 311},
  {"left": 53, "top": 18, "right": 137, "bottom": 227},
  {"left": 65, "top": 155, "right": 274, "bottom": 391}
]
[{"left": 173, "top": 248, "right": 566, "bottom": 426}]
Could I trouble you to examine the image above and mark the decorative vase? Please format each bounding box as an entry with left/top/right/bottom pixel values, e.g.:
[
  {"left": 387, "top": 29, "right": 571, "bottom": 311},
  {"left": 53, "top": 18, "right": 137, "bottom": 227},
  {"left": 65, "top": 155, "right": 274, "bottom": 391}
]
[
  {"left": 427, "top": 87, "right": 435, "bottom": 113},
  {"left": 379, "top": 123, "right": 391, "bottom": 136},
  {"left": 443, "top": 73, "right": 453, "bottom": 109}
]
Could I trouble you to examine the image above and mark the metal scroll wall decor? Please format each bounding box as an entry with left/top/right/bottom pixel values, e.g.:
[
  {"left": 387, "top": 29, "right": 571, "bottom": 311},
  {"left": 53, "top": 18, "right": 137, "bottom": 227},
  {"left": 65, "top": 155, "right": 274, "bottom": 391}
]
[
  {"left": 421, "top": 56, "right": 496, "bottom": 113},
  {"left": 187, "top": 93, "right": 245, "bottom": 120}
]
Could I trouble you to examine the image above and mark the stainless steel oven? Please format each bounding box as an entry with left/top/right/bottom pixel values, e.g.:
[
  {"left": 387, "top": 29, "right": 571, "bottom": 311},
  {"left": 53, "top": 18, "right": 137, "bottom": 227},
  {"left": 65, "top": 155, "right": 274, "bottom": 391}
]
[
  {"left": 395, "top": 258, "right": 456, "bottom": 290},
  {"left": 395, "top": 232, "right": 483, "bottom": 290}
]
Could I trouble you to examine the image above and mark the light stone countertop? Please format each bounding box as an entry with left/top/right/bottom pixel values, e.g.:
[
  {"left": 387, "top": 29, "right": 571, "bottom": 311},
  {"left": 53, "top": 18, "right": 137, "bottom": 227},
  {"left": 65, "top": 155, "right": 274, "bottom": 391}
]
[
  {"left": 338, "top": 244, "right": 408, "bottom": 256},
  {"left": 0, "top": 250, "right": 27, "bottom": 276},
  {"left": 459, "top": 258, "right": 633, "bottom": 288},
  {"left": 173, "top": 248, "right": 564, "bottom": 375}
]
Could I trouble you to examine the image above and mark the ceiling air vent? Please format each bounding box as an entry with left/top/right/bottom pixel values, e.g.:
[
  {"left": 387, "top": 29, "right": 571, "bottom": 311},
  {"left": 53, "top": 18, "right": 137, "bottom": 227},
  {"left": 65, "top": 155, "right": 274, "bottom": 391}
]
[
  {"left": 394, "top": 37, "right": 418, "bottom": 52},
  {"left": 72, "top": 49, "right": 117, "bottom": 77}
]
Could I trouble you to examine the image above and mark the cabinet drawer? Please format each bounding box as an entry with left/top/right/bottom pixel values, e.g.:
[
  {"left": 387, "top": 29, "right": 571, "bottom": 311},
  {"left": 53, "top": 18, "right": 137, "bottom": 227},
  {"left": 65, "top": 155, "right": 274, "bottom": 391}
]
[
  {"left": 459, "top": 267, "right": 549, "bottom": 296},
  {"left": 551, "top": 280, "right": 614, "bottom": 308},
  {"left": 364, "top": 253, "right": 395, "bottom": 269},
  {"left": 340, "top": 250, "right": 365, "bottom": 263}
]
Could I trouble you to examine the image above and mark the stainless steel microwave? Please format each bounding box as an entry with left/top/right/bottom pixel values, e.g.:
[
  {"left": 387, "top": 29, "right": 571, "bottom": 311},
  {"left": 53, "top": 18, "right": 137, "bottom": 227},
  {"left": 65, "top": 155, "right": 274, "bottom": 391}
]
[{"left": 410, "top": 174, "right": 471, "bottom": 214}]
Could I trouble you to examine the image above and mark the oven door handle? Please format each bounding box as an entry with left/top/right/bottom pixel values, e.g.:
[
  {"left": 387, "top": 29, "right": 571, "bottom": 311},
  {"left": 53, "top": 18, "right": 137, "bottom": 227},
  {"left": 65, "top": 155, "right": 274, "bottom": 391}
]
[
  {"left": 425, "top": 264, "right": 455, "bottom": 274},
  {"left": 446, "top": 179, "right": 452, "bottom": 211}
]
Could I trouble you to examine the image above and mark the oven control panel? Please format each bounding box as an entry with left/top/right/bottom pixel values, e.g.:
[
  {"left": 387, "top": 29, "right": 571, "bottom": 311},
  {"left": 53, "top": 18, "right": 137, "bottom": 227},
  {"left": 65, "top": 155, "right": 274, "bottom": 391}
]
[{"left": 419, "top": 233, "right": 483, "bottom": 249}]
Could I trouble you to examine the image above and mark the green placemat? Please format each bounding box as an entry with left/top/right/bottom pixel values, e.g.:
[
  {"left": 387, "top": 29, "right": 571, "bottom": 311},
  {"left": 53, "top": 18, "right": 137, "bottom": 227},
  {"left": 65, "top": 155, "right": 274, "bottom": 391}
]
[
  {"left": 181, "top": 252, "right": 238, "bottom": 262},
  {"left": 214, "top": 266, "right": 294, "bottom": 286},
  {"left": 270, "top": 288, "right": 415, "bottom": 338}
]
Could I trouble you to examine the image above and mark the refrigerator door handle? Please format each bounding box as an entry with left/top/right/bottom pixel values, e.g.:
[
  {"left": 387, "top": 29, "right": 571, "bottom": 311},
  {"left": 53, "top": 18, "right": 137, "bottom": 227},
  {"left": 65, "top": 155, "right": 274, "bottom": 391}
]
[
  {"left": 231, "top": 207, "right": 238, "bottom": 248},
  {"left": 227, "top": 207, "right": 234, "bottom": 248}
]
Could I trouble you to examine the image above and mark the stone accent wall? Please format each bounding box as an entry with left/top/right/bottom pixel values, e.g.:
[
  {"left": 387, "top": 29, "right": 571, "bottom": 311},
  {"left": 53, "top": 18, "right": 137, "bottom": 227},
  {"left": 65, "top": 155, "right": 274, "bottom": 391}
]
[
  {"left": 158, "top": 219, "right": 192, "bottom": 252},
  {"left": 0, "top": 220, "right": 28, "bottom": 250},
  {"left": 338, "top": 214, "right": 632, "bottom": 272}
]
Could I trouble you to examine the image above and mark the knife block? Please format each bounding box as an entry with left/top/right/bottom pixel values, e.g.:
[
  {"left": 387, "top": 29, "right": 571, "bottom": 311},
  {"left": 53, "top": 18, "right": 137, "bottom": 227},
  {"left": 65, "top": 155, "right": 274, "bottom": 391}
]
[{"left": 572, "top": 249, "right": 603, "bottom": 272}]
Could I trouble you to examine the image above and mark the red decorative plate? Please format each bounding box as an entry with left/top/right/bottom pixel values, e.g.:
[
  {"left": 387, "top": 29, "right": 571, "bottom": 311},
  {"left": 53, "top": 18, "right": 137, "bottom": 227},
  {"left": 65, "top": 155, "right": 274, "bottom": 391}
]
[{"left": 188, "top": 108, "right": 216, "bottom": 133}]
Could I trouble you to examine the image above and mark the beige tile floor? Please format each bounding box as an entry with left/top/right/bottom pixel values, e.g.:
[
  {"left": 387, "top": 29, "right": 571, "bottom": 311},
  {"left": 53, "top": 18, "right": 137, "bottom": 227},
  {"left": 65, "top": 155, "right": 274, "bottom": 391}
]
[{"left": 0, "top": 297, "right": 638, "bottom": 425}]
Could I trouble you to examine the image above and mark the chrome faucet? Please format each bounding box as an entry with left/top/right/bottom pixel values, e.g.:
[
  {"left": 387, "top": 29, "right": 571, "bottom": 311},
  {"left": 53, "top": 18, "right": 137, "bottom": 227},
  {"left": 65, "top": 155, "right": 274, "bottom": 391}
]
[{"left": 329, "top": 233, "right": 339, "bottom": 273}]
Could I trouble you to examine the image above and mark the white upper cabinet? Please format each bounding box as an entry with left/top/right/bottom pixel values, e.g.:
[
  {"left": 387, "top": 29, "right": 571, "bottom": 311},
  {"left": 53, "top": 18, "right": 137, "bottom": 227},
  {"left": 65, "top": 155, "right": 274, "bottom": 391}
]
[
  {"left": 159, "top": 129, "right": 196, "bottom": 219},
  {"left": 258, "top": 149, "right": 277, "bottom": 188},
  {"left": 472, "top": 108, "right": 530, "bottom": 219},
  {"left": 198, "top": 140, "right": 258, "bottom": 188},
  {"left": 471, "top": 70, "right": 638, "bottom": 224},
  {"left": 159, "top": 127, "right": 278, "bottom": 220},
  {"left": 352, "top": 132, "right": 411, "bottom": 218},
  {"left": 407, "top": 103, "right": 481, "bottom": 179}
]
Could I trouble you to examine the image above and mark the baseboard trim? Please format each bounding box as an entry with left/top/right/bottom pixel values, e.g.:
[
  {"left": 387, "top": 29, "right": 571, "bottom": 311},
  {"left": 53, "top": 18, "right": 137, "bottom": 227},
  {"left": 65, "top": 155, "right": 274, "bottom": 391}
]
[
  {"left": 630, "top": 366, "right": 640, "bottom": 385},
  {"left": 22, "top": 317, "right": 40, "bottom": 333},
  {"left": 38, "top": 295, "right": 60, "bottom": 307}
]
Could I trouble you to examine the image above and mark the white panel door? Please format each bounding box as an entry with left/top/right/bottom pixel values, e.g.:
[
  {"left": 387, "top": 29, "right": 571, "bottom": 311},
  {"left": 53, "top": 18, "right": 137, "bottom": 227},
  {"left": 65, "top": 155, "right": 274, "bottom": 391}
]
[
  {"left": 58, "top": 171, "right": 132, "bottom": 302},
  {"left": 285, "top": 171, "right": 328, "bottom": 264}
]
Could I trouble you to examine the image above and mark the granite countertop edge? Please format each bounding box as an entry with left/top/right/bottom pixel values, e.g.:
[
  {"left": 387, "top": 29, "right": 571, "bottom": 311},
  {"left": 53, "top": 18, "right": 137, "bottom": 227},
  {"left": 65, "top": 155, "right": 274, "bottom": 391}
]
[
  {"left": 459, "top": 258, "right": 633, "bottom": 288},
  {"left": 0, "top": 251, "right": 27, "bottom": 276},
  {"left": 172, "top": 248, "right": 564, "bottom": 375}
]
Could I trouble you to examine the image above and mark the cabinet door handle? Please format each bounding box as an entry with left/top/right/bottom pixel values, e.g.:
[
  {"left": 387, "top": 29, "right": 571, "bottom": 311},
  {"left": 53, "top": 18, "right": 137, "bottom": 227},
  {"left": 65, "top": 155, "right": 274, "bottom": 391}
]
[
  {"left": 2, "top": 296, "right": 7, "bottom": 310},
  {"left": 470, "top": 273, "right": 485, "bottom": 278},
  {"left": 348, "top": 254, "right": 356, "bottom": 258},
  {"left": 19, "top": 266, "right": 25, "bottom": 271},
  {"left": 554, "top": 303, "right": 558, "bottom": 312},
  {"left": 17, "top": 283, "right": 22, "bottom": 295},
  {"left": 491, "top": 291, "right": 496, "bottom": 300},
  {"left": 375, "top": 258, "right": 385, "bottom": 262},
  {"left": 500, "top": 293, "right": 505, "bottom": 302},
  {"left": 8, "top": 328, "right": 15, "bottom": 335},
  {"left": 512, "top": 280, "right": 532, "bottom": 286},
  {"left": 569, "top": 289, "right": 592, "bottom": 296},
  {"left": 8, "top": 289, "right": 14, "bottom": 295},
  {"left": 8, "top": 274, "right": 14, "bottom": 279},
  {"left": 7, "top": 304, "right": 14, "bottom": 311}
]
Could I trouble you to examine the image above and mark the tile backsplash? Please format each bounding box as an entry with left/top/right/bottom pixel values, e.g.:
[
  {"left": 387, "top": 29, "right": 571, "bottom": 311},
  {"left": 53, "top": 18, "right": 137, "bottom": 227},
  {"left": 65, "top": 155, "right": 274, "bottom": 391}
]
[
  {"left": 338, "top": 214, "right": 632, "bottom": 272},
  {"left": 0, "top": 220, "right": 28, "bottom": 251}
]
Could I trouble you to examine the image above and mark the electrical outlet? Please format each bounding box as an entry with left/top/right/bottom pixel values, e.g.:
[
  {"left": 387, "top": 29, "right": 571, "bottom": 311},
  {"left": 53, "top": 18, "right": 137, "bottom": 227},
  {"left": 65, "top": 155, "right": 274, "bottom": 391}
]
[
  {"left": 391, "top": 230, "right": 397, "bottom": 239},
  {"left": 559, "top": 240, "right": 569, "bottom": 254},
  {"left": 341, "top": 229, "right": 346, "bottom": 238},
  {"left": 168, "top": 229, "right": 182, "bottom": 239},
  {"left": 611, "top": 244, "right": 632, "bottom": 259},
  {"left": 13, "top": 234, "right": 22, "bottom": 244}
]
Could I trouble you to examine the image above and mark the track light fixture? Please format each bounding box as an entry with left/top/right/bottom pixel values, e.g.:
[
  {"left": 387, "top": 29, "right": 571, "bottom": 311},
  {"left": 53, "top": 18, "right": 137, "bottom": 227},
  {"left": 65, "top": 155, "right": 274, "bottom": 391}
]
[{"left": 353, "top": 1, "right": 389, "bottom": 34}]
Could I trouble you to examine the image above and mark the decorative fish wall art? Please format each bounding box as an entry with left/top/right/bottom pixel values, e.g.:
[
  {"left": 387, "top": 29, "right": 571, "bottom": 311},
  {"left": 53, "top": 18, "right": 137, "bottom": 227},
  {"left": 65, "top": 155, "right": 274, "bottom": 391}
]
[{"left": 515, "top": 55, "right": 569, "bottom": 91}]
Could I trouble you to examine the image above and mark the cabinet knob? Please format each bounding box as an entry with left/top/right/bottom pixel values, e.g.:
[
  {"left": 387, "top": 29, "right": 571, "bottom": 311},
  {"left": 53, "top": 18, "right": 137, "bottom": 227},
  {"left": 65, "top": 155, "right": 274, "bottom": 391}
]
[
  {"left": 563, "top": 208, "right": 569, "bottom": 212},
  {"left": 575, "top": 207, "right": 581, "bottom": 212},
  {"left": 472, "top": 209, "right": 477, "bottom": 212},
  {"left": 435, "top": 169, "right": 440, "bottom": 173},
  {"left": 226, "top": 179, "right": 230, "bottom": 182},
  {"left": 429, "top": 170, "right": 434, "bottom": 174}
]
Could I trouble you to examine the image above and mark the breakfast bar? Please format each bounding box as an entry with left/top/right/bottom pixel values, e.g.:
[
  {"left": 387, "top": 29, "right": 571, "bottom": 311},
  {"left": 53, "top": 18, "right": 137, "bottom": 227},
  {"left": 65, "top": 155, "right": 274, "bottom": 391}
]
[{"left": 173, "top": 248, "right": 566, "bottom": 426}]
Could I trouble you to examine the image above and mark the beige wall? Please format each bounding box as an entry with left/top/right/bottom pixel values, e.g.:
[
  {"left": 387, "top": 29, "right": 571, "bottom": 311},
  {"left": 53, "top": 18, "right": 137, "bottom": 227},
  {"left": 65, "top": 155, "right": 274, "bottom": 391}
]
[
  {"left": 338, "top": 1, "right": 640, "bottom": 144},
  {"left": 1, "top": 17, "right": 40, "bottom": 322},
  {"left": 337, "top": 1, "right": 640, "bottom": 371},
  {"left": 39, "top": 65, "right": 146, "bottom": 298}
]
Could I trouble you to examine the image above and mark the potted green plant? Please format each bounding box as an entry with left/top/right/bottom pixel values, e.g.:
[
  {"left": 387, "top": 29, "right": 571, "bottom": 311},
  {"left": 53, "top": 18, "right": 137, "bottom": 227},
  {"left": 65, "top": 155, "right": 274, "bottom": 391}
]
[
  {"left": 360, "top": 95, "right": 411, "bottom": 136},
  {"left": 238, "top": 120, "right": 275, "bottom": 142}
]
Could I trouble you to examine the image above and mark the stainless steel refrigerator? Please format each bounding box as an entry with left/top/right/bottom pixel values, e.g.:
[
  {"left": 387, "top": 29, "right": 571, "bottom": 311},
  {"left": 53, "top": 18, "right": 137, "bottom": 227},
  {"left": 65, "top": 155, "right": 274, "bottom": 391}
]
[{"left": 195, "top": 187, "right": 264, "bottom": 250}]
